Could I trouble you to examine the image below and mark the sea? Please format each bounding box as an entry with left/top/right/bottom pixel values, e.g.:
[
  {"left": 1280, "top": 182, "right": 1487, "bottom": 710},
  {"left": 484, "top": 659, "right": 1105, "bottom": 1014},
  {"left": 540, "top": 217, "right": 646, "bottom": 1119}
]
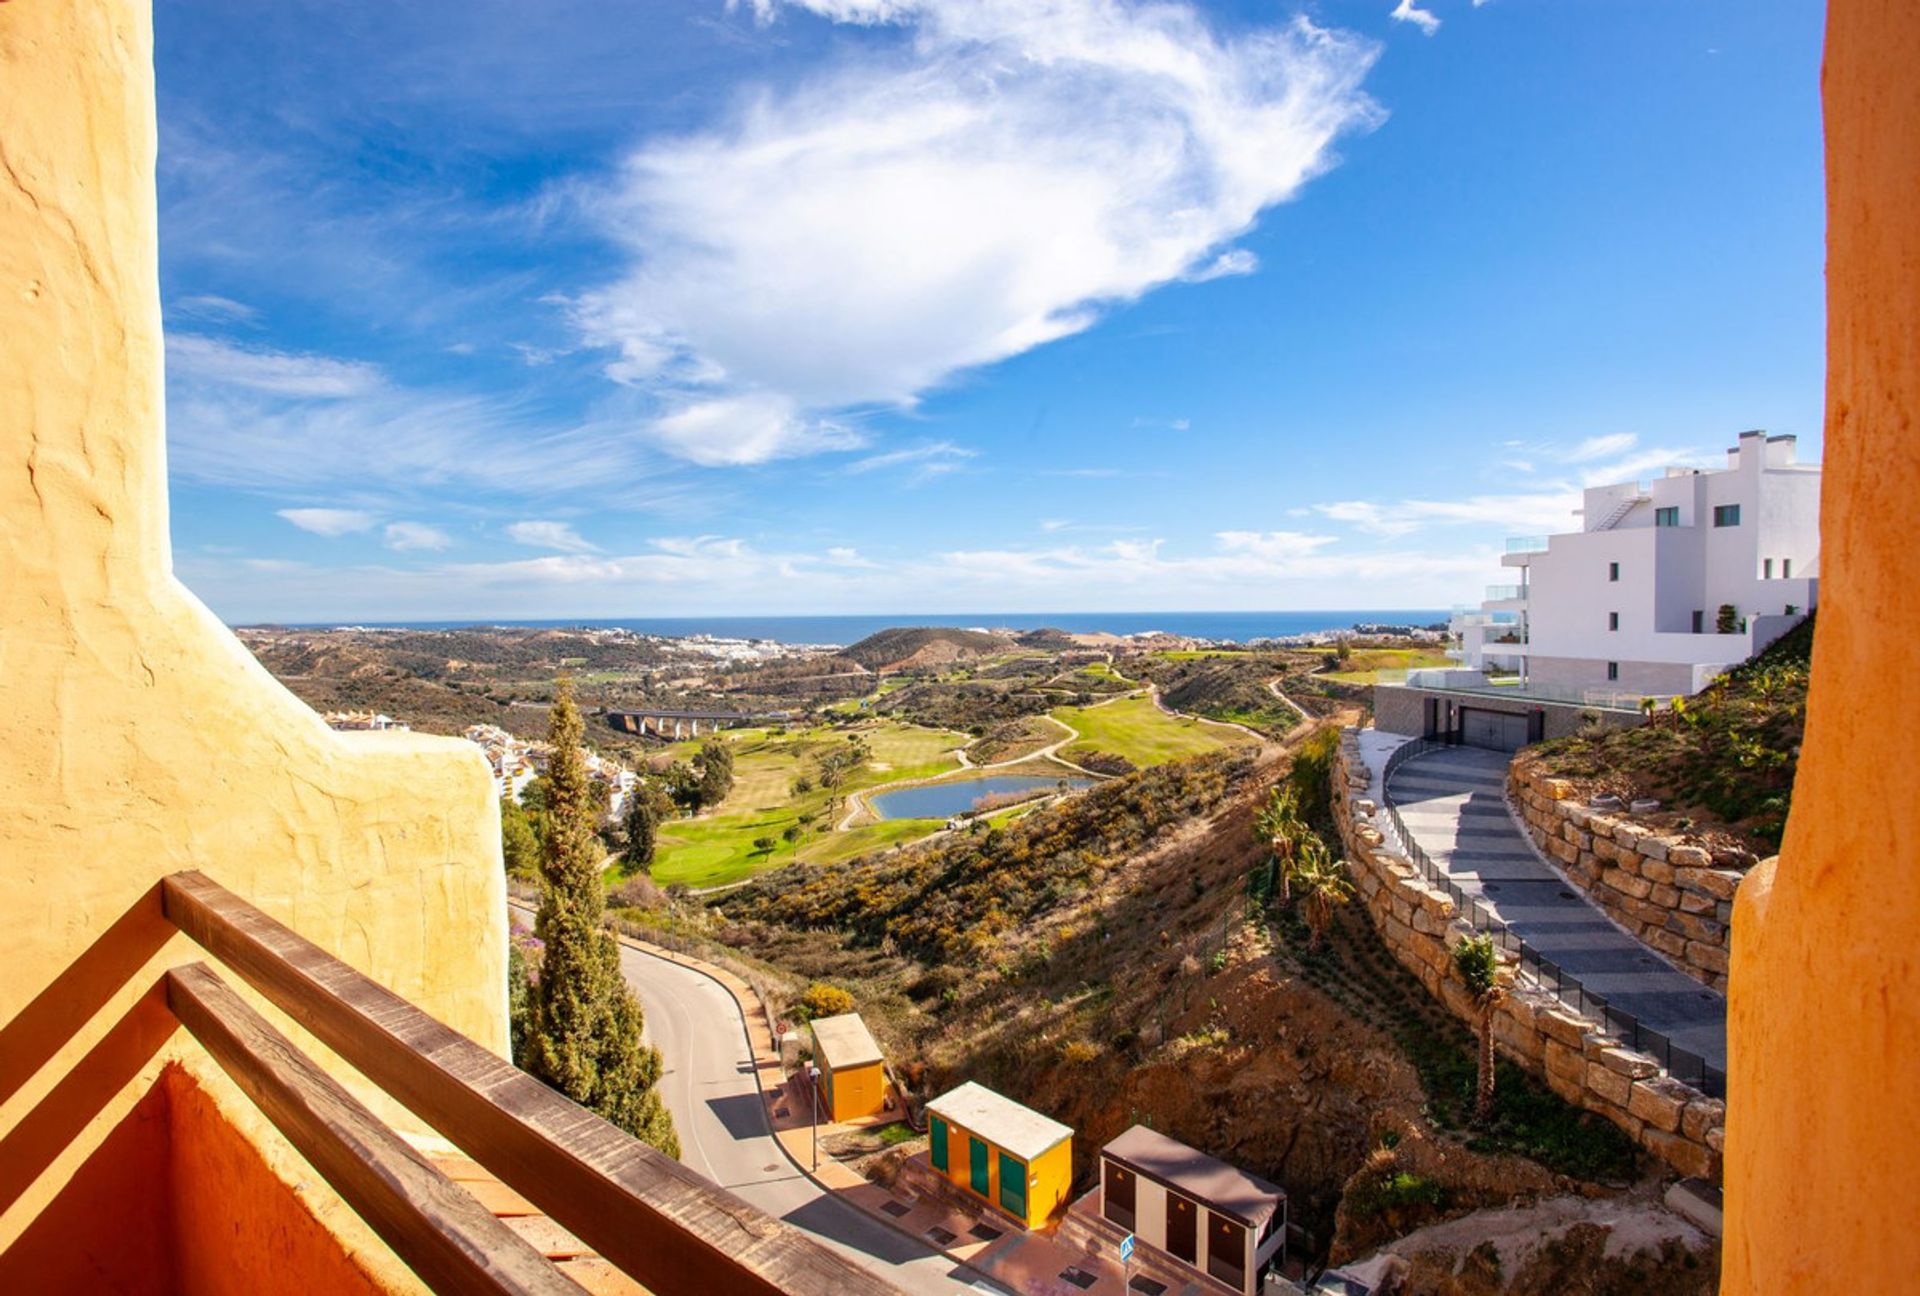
[{"left": 295, "top": 610, "right": 1451, "bottom": 648}]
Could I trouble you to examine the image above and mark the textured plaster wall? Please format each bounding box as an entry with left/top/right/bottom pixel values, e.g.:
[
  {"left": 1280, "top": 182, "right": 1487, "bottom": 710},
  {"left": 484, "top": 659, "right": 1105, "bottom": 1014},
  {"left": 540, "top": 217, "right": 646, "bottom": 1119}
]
[
  {"left": 1723, "top": 2, "right": 1920, "bottom": 1289},
  {"left": 0, "top": 0, "right": 505, "bottom": 1276}
]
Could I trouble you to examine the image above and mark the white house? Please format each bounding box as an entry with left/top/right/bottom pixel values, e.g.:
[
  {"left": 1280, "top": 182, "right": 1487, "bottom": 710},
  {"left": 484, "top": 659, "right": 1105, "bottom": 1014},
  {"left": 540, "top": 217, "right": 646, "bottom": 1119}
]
[{"left": 1458, "top": 430, "right": 1819, "bottom": 695}]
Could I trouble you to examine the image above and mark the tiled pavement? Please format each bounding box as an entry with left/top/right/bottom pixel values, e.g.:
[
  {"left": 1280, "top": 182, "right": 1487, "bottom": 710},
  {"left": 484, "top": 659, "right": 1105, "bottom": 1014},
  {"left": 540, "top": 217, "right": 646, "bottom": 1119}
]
[{"left": 1386, "top": 745, "right": 1727, "bottom": 1072}]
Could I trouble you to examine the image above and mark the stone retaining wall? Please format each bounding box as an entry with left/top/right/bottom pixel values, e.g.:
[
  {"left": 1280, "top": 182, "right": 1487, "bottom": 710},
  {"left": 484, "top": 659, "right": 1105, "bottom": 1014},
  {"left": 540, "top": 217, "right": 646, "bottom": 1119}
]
[
  {"left": 1507, "top": 758, "right": 1742, "bottom": 991},
  {"left": 1331, "top": 729, "right": 1723, "bottom": 1182}
]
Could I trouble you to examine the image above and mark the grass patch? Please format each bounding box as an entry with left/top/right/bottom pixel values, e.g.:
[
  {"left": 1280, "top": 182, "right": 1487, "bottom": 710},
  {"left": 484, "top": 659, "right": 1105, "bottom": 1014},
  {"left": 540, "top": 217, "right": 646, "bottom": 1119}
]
[
  {"left": 1526, "top": 616, "right": 1812, "bottom": 851},
  {"left": 1323, "top": 647, "right": 1456, "bottom": 685},
  {"left": 651, "top": 720, "right": 964, "bottom": 888},
  {"left": 1050, "top": 694, "right": 1245, "bottom": 768}
]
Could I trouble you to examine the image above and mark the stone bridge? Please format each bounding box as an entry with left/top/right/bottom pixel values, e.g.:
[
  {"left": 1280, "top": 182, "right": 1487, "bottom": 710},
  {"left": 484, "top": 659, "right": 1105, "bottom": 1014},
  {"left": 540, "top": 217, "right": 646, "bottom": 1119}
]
[{"left": 605, "top": 708, "right": 792, "bottom": 740}]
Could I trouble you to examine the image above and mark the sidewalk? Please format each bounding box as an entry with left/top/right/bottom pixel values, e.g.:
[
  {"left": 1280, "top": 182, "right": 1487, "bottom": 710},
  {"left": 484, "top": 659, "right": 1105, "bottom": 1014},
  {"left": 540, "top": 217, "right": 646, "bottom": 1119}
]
[{"left": 609, "top": 932, "right": 1227, "bottom": 1296}]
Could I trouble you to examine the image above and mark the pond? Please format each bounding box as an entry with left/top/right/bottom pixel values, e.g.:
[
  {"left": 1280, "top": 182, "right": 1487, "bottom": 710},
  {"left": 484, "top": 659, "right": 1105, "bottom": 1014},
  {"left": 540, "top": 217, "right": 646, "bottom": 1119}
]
[{"left": 867, "top": 774, "right": 1095, "bottom": 821}]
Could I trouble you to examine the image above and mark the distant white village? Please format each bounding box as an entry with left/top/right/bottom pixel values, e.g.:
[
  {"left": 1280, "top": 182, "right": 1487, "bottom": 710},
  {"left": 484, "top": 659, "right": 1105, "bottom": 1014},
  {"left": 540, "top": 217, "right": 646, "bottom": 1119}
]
[{"left": 324, "top": 711, "right": 639, "bottom": 819}]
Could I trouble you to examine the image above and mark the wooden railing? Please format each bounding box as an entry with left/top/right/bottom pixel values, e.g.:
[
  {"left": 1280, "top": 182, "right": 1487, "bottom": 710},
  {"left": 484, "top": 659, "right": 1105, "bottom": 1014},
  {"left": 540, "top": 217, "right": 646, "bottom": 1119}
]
[{"left": 161, "top": 871, "right": 901, "bottom": 1296}]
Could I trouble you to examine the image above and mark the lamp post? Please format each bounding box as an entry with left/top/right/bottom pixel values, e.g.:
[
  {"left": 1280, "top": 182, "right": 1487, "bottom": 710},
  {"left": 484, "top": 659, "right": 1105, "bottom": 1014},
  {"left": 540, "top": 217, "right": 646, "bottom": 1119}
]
[{"left": 807, "top": 1062, "right": 820, "bottom": 1171}]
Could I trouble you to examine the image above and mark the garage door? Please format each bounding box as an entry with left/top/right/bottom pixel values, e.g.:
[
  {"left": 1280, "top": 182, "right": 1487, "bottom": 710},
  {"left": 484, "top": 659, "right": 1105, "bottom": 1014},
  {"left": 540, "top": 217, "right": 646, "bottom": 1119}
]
[{"left": 1459, "top": 707, "right": 1530, "bottom": 752}]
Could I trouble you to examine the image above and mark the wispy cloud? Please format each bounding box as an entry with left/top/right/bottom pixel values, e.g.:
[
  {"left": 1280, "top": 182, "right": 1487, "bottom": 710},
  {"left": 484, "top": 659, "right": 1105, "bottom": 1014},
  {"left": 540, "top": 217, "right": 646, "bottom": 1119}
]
[
  {"left": 169, "top": 294, "right": 261, "bottom": 325},
  {"left": 383, "top": 521, "right": 453, "bottom": 552},
  {"left": 1183, "top": 249, "right": 1259, "bottom": 283},
  {"left": 184, "top": 527, "right": 1486, "bottom": 622},
  {"left": 1566, "top": 432, "right": 1638, "bottom": 463},
  {"left": 168, "top": 335, "right": 384, "bottom": 399},
  {"left": 646, "top": 393, "right": 864, "bottom": 467},
  {"left": 1389, "top": 0, "right": 1442, "bottom": 36},
  {"left": 506, "top": 520, "right": 601, "bottom": 553},
  {"left": 843, "top": 441, "right": 976, "bottom": 482},
  {"left": 1313, "top": 500, "right": 1420, "bottom": 537},
  {"left": 573, "top": 0, "right": 1381, "bottom": 462},
  {"left": 278, "top": 507, "right": 378, "bottom": 537}
]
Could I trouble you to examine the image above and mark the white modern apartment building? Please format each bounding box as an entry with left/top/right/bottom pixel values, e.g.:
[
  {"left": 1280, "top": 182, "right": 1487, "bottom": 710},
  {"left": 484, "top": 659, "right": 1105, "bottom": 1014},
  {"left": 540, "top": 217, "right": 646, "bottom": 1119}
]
[{"left": 1457, "top": 430, "right": 1819, "bottom": 696}]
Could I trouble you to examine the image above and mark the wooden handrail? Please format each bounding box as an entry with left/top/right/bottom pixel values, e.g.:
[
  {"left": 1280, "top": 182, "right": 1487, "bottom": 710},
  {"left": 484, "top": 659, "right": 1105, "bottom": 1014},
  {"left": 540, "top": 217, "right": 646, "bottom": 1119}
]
[
  {"left": 165, "top": 963, "right": 582, "bottom": 1296},
  {"left": 161, "top": 871, "right": 899, "bottom": 1296}
]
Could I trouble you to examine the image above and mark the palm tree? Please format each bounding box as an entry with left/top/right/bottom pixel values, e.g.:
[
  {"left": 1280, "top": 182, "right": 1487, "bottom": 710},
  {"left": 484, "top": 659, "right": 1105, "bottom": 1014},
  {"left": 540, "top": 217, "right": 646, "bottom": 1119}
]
[
  {"left": 1254, "top": 785, "right": 1310, "bottom": 906},
  {"left": 1452, "top": 933, "right": 1506, "bottom": 1125},
  {"left": 1292, "top": 842, "right": 1354, "bottom": 949}
]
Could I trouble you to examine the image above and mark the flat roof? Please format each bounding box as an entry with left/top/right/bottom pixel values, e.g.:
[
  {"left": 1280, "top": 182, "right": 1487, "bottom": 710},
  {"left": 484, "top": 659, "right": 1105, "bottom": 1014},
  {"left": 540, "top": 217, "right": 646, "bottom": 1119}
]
[
  {"left": 925, "top": 1081, "right": 1072, "bottom": 1162},
  {"left": 1102, "top": 1125, "right": 1284, "bottom": 1229},
  {"left": 809, "top": 1013, "right": 884, "bottom": 1070}
]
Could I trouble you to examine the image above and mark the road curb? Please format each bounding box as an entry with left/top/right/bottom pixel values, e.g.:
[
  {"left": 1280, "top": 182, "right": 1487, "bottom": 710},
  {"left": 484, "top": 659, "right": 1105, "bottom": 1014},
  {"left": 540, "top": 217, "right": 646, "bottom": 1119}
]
[{"left": 576, "top": 912, "right": 1009, "bottom": 1291}]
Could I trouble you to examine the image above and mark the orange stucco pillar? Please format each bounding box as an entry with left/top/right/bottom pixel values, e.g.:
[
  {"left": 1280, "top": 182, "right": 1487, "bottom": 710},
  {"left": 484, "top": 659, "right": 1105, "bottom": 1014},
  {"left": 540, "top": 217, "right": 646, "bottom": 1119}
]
[{"left": 1722, "top": 3, "right": 1920, "bottom": 1291}]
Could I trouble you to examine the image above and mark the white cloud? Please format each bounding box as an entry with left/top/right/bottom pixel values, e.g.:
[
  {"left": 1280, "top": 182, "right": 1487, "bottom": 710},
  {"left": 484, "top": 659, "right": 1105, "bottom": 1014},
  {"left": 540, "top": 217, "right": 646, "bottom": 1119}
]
[
  {"left": 1397, "top": 490, "right": 1583, "bottom": 534},
  {"left": 843, "top": 441, "right": 975, "bottom": 482},
  {"left": 1389, "top": 0, "right": 1442, "bottom": 36},
  {"left": 1184, "top": 249, "right": 1259, "bottom": 283},
  {"left": 1313, "top": 500, "right": 1419, "bottom": 538},
  {"left": 1576, "top": 446, "right": 1714, "bottom": 486},
  {"left": 1566, "top": 432, "right": 1637, "bottom": 463},
  {"left": 506, "top": 520, "right": 601, "bottom": 553},
  {"left": 383, "top": 521, "right": 453, "bottom": 552},
  {"left": 184, "top": 528, "right": 1489, "bottom": 623},
  {"left": 576, "top": 0, "right": 1380, "bottom": 456},
  {"left": 647, "top": 393, "right": 863, "bottom": 467},
  {"left": 278, "top": 507, "right": 378, "bottom": 537},
  {"left": 170, "top": 294, "right": 261, "bottom": 324},
  {"left": 167, "top": 334, "right": 384, "bottom": 399}
]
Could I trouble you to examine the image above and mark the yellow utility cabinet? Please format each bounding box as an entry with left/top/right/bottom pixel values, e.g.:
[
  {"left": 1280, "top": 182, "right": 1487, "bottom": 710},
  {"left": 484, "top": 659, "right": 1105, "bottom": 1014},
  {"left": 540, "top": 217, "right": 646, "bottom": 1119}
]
[
  {"left": 810, "top": 1013, "right": 888, "bottom": 1122},
  {"left": 924, "top": 1081, "right": 1073, "bottom": 1228}
]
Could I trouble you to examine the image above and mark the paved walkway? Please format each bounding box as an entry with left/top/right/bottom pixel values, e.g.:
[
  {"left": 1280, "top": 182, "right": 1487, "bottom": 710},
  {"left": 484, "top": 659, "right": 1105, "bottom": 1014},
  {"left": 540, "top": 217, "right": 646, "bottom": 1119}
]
[{"left": 1385, "top": 746, "right": 1726, "bottom": 1072}]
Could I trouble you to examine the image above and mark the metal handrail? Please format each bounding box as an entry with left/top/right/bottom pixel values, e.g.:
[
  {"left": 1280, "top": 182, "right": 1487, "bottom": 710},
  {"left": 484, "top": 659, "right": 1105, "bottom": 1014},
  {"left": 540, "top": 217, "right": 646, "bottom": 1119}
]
[{"left": 1370, "top": 745, "right": 1725, "bottom": 1098}]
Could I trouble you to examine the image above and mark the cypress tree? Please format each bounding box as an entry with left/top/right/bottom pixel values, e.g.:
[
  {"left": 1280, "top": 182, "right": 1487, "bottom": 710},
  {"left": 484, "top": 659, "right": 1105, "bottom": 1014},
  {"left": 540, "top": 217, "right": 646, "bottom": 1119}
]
[
  {"left": 523, "top": 678, "right": 679, "bottom": 1155},
  {"left": 622, "top": 782, "right": 665, "bottom": 874}
]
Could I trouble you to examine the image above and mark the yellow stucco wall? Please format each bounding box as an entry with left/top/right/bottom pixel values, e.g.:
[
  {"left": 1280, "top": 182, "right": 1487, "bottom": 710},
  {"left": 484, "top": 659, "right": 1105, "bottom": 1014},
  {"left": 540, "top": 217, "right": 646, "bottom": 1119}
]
[
  {"left": 0, "top": 1, "right": 506, "bottom": 1284},
  {"left": 929, "top": 1117, "right": 1072, "bottom": 1229},
  {"left": 1722, "top": 3, "right": 1920, "bottom": 1292},
  {"left": 821, "top": 1058, "right": 887, "bottom": 1123}
]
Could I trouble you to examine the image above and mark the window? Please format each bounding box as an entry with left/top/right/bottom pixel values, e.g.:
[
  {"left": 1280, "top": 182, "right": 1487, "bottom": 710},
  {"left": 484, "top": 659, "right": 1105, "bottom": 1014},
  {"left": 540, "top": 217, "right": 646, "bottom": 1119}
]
[
  {"left": 1655, "top": 507, "right": 1680, "bottom": 527},
  {"left": 1763, "top": 558, "right": 1774, "bottom": 579},
  {"left": 1713, "top": 503, "right": 1742, "bottom": 527},
  {"left": 1692, "top": 610, "right": 1705, "bottom": 634},
  {"left": 1608, "top": 561, "right": 1620, "bottom": 581},
  {"left": 1608, "top": 612, "right": 1619, "bottom": 631},
  {"left": 1783, "top": 558, "right": 1793, "bottom": 578},
  {"left": 1607, "top": 662, "right": 1620, "bottom": 681}
]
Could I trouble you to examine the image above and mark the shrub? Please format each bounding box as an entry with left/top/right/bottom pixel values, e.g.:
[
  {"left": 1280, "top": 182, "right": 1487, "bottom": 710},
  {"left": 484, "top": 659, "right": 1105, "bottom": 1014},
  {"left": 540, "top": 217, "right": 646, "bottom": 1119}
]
[
  {"left": 608, "top": 874, "right": 666, "bottom": 911},
  {"left": 1345, "top": 1171, "right": 1448, "bottom": 1221},
  {"left": 795, "top": 983, "right": 855, "bottom": 1021},
  {"left": 1059, "top": 1039, "right": 1102, "bottom": 1066}
]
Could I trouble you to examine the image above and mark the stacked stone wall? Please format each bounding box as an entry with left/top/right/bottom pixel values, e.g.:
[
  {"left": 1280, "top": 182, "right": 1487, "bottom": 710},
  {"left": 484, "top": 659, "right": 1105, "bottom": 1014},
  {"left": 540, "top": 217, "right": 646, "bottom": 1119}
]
[
  {"left": 1507, "top": 758, "right": 1740, "bottom": 991},
  {"left": 1331, "top": 730, "right": 1723, "bottom": 1181}
]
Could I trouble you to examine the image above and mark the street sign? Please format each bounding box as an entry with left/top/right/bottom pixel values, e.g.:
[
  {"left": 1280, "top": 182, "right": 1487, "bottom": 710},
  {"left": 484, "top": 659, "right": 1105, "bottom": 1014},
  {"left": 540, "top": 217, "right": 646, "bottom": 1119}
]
[{"left": 1119, "top": 1234, "right": 1135, "bottom": 1263}]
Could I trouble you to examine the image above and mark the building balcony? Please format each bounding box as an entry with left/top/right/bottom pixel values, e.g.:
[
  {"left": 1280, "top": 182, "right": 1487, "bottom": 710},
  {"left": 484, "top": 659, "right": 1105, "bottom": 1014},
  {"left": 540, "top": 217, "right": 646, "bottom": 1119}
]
[
  {"left": 1484, "top": 584, "right": 1528, "bottom": 603},
  {"left": 1505, "top": 535, "right": 1549, "bottom": 554}
]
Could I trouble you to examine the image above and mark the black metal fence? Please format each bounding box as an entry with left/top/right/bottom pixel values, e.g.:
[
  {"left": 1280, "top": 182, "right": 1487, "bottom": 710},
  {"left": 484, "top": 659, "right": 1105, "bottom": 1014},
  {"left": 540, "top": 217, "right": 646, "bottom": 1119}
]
[{"left": 1367, "top": 739, "right": 1726, "bottom": 1099}]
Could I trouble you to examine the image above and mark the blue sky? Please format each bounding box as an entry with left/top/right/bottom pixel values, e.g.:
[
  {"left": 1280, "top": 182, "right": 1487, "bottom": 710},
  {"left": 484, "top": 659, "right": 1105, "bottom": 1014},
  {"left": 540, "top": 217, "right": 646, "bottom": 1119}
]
[{"left": 156, "top": 0, "right": 1826, "bottom": 622}]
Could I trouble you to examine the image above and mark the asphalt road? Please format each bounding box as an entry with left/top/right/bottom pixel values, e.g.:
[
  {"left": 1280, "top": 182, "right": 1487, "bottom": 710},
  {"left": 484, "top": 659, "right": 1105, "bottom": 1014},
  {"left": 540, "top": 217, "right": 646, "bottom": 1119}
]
[
  {"left": 615, "top": 941, "right": 993, "bottom": 1294},
  {"left": 507, "top": 903, "right": 988, "bottom": 1293}
]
